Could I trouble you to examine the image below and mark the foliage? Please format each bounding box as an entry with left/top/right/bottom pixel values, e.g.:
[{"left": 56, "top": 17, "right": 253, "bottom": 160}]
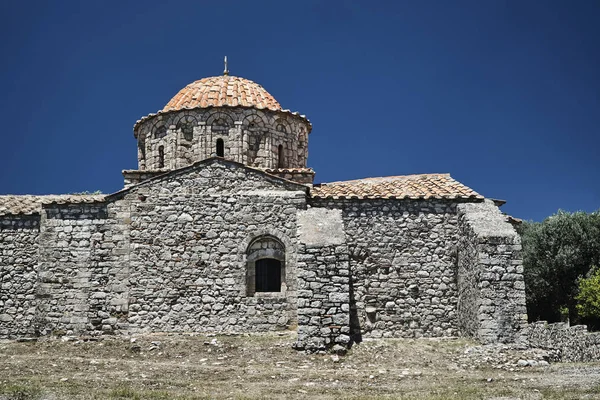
[
  {"left": 519, "top": 209, "right": 600, "bottom": 325},
  {"left": 576, "top": 266, "right": 600, "bottom": 329}
]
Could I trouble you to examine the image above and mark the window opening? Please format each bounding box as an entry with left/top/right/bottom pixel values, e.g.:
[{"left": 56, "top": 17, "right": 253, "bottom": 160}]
[
  {"left": 216, "top": 139, "right": 224, "bottom": 157},
  {"left": 181, "top": 122, "right": 193, "bottom": 140},
  {"left": 255, "top": 258, "right": 281, "bottom": 292},
  {"left": 277, "top": 144, "right": 284, "bottom": 168},
  {"left": 158, "top": 146, "right": 165, "bottom": 168}
]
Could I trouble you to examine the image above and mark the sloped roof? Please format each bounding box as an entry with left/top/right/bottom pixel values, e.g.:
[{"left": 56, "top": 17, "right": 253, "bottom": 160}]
[
  {"left": 0, "top": 195, "right": 105, "bottom": 216},
  {"left": 310, "top": 174, "right": 483, "bottom": 200}
]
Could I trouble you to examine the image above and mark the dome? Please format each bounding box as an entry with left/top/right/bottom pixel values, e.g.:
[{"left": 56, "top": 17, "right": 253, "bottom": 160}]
[{"left": 162, "top": 75, "right": 282, "bottom": 112}]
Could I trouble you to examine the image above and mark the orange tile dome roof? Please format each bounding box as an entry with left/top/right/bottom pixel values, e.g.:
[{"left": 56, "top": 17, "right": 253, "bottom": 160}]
[{"left": 162, "top": 75, "right": 282, "bottom": 112}]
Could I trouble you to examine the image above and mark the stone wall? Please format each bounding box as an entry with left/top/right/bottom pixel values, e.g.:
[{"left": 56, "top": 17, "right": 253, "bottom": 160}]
[
  {"left": 134, "top": 107, "right": 310, "bottom": 171},
  {"left": 456, "top": 200, "right": 528, "bottom": 344},
  {"left": 295, "top": 208, "right": 351, "bottom": 351},
  {"left": 122, "top": 170, "right": 167, "bottom": 188},
  {"left": 0, "top": 161, "right": 530, "bottom": 347},
  {"left": 0, "top": 215, "right": 39, "bottom": 338},
  {"left": 122, "top": 160, "right": 307, "bottom": 334},
  {"left": 310, "top": 198, "right": 461, "bottom": 339},
  {"left": 36, "top": 201, "right": 130, "bottom": 336},
  {"left": 527, "top": 322, "right": 600, "bottom": 362}
]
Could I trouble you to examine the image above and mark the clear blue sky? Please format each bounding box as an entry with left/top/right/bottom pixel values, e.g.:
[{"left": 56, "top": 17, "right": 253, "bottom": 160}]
[{"left": 1, "top": 1, "right": 598, "bottom": 221}]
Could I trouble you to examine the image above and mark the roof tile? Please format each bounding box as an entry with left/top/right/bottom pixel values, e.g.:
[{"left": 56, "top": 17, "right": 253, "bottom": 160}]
[
  {"left": 310, "top": 174, "right": 483, "bottom": 200},
  {"left": 163, "top": 76, "right": 281, "bottom": 112},
  {"left": 0, "top": 195, "right": 105, "bottom": 216}
]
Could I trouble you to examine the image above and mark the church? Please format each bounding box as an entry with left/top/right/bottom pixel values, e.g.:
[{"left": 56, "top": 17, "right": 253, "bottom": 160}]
[{"left": 0, "top": 64, "right": 527, "bottom": 350}]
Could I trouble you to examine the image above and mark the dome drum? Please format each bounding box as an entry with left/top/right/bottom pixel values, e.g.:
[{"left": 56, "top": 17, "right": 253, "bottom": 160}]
[{"left": 135, "top": 107, "right": 310, "bottom": 171}]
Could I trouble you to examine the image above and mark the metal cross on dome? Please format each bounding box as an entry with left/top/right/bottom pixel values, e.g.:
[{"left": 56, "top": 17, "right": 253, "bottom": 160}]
[{"left": 224, "top": 56, "right": 229, "bottom": 76}]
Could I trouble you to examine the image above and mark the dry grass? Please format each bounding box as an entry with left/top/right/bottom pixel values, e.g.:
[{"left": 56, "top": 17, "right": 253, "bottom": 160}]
[{"left": 1, "top": 333, "right": 599, "bottom": 399}]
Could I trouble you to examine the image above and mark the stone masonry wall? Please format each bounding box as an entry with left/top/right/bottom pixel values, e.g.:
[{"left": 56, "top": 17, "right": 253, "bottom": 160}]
[
  {"left": 310, "top": 199, "right": 461, "bottom": 339},
  {"left": 0, "top": 215, "right": 39, "bottom": 338},
  {"left": 456, "top": 217, "right": 480, "bottom": 338},
  {"left": 123, "top": 160, "right": 307, "bottom": 334},
  {"left": 295, "top": 208, "right": 351, "bottom": 351},
  {"left": 456, "top": 200, "right": 528, "bottom": 344},
  {"left": 135, "top": 108, "right": 310, "bottom": 171},
  {"left": 36, "top": 202, "right": 130, "bottom": 336},
  {"left": 527, "top": 322, "right": 600, "bottom": 362}
]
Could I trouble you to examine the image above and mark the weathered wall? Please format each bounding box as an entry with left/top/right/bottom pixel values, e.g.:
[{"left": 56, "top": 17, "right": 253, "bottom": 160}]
[
  {"left": 310, "top": 198, "right": 461, "bottom": 339},
  {"left": 295, "top": 208, "right": 351, "bottom": 351},
  {"left": 456, "top": 200, "right": 528, "bottom": 344},
  {"left": 1, "top": 161, "right": 530, "bottom": 348},
  {"left": 36, "top": 201, "right": 130, "bottom": 336},
  {"left": 123, "top": 160, "right": 307, "bottom": 333},
  {"left": 456, "top": 217, "right": 480, "bottom": 338},
  {"left": 135, "top": 108, "right": 310, "bottom": 171},
  {"left": 527, "top": 322, "right": 600, "bottom": 362},
  {"left": 0, "top": 215, "right": 39, "bottom": 338}
]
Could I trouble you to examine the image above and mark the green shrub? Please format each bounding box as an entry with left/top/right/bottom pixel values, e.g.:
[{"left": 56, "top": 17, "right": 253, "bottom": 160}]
[{"left": 576, "top": 266, "right": 600, "bottom": 329}]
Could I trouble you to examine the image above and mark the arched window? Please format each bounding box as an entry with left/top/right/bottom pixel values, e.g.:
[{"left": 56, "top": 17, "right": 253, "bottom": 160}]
[
  {"left": 138, "top": 142, "right": 146, "bottom": 166},
  {"left": 216, "top": 139, "right": 224, "bottom": 157},
  {"left": 277, "top": 144, "right": 284, "bottom": 168},
  {"left": 181, "top": 122, "right": 194, "bottom": 140},
  {"left": 158, "top": 145, "right": 165, "bottom": 168},
  {"left": 246, "top": 236, "right": 285, "bottom": 296}
]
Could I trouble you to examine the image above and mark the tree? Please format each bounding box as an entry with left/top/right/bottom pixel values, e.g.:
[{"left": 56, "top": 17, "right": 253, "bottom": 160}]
[
  {"left": 519, "top": 210, "right": 600, "bottom": 325},
  {"left": 576, "top": 266, "right": 600, "bottom": 330}
]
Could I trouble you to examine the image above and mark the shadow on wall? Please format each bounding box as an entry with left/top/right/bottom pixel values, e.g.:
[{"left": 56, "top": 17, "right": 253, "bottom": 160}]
[{"left": 348, "top": 270, "right": 362, "bottom": 345}]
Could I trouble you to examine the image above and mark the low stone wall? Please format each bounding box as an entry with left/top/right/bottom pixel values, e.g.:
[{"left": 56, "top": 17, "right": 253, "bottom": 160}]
[
  {"left": 527, "top": 322, "right": 600, "bottom": 362},
  {"left": 0, "top": 215, "right": 39, "bottom": 338}
]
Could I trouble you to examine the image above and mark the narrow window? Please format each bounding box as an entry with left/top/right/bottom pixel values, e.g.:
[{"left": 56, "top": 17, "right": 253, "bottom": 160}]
[
  {"left": 216, "top": 139, "right": 224, "bottom": 157},
  {"left": 158, "top": 146, "right": 165, "bottom": 168},
  {"left": 255, "top": 259, "right": 281, "bottom": 292},
  {"left": 277, "top": 144, "right": 284, "bottom": 168}
]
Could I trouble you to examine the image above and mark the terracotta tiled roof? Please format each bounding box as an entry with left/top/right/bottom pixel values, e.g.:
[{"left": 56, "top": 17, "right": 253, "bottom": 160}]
[
  {"left": 263, "top": 168, "right": 315, "bottom": 174},
  {"left": 0, "top": 195, "right": 105, "bottom": 216},
  {"left": 310, "top": 174, "right": 483, "bottom": 200},
  {"left": 133, "top": 75, "right": 311, "bottom": 135},
  {"left": 163, "top": 76, "right": 281, "bottom": 112}
]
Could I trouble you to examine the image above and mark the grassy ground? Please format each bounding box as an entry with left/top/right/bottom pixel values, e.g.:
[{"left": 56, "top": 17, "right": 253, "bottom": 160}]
[{"left": 1, "top": 332, "right": 599, "bottom": 400}]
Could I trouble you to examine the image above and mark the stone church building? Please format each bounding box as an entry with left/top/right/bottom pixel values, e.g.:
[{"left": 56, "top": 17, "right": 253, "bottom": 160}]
[{"left": 0, "top": 69, "right": 527, "bottom": 350}]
